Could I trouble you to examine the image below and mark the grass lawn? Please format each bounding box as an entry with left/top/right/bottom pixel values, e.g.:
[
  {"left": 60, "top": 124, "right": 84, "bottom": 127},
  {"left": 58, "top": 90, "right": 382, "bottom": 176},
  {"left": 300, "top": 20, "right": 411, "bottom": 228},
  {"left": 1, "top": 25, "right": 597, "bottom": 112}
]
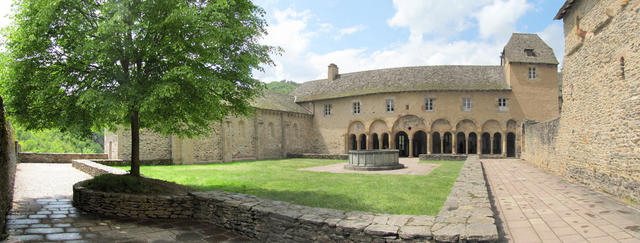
[{"left": 117, "top": 159, "right": 463, "bottom": 215}]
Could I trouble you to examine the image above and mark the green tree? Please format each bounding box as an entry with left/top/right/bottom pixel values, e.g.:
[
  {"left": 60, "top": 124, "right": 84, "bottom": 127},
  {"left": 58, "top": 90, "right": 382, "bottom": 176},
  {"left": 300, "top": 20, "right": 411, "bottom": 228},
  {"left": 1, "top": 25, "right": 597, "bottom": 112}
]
[
  {"left": 4, "top": 0, "right": 277, "bottom": 176},
  {"left": 266, "top": 80, "right": 300, "bottom": 94}
]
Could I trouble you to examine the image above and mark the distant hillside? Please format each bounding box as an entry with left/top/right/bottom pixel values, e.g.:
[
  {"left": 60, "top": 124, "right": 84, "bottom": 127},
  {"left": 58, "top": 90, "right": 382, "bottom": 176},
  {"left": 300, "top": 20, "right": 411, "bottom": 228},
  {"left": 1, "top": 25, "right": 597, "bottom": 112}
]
[{"left": 266, "top": 80, "right": 300, "bottom": 95}]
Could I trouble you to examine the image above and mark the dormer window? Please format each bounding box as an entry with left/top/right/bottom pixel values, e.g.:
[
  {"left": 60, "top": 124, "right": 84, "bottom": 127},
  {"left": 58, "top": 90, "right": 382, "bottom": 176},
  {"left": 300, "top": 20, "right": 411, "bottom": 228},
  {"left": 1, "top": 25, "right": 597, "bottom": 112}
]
[{"left": 524, "top": 48, "right": 536, "bottom": 57}]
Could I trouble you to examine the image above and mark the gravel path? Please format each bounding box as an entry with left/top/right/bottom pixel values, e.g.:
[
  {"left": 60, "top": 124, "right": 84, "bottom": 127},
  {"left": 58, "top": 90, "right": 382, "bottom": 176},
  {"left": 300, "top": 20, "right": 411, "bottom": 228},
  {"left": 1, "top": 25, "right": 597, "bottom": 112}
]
[{"left": 5, "top": 163, "right": 253, "bottom": 243}]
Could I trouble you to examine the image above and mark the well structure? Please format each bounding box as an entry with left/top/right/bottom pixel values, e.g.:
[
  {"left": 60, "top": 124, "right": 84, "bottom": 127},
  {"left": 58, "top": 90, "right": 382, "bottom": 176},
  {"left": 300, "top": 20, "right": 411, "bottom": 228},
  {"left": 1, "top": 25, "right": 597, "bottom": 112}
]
[{"left": 344, "top": 150, "right": 404, "bottom": 171}]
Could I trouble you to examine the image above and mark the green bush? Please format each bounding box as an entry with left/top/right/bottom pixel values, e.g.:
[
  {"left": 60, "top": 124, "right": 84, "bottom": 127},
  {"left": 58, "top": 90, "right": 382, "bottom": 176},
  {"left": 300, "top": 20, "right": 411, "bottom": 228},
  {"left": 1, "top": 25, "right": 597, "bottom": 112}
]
[{"left": 81, "top": 174, "right": 190, "bottom": 195}]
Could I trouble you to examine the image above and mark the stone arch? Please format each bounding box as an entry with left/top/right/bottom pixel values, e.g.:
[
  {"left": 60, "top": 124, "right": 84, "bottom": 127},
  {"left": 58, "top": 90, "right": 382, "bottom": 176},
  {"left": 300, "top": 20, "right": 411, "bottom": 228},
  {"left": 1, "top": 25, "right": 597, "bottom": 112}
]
[
  {"left": 455, "top": 119, "right": 478, "bottom": 134},
  {"left": 481, "top": 120, "right": 501, "bottom": 134},
  {"left": 392, "top": 115, "right": 427, "bottom": 134},
  {"left": 268, "top": 122, "right": 275, "bottom": 138},
  {"left": 506, "top": 119, "right": 518, "bottom": 131},
  {"left": 238, "top": 120, "right": 246, "bottom": 138},
  {"left": 348, "top": 120, "right": 366, "bottom": 134},
  {"left": 431, "top": 118, "right": 452, "bottom": 132},
  {"left": 369, "top": 119, "right": 389, "bottom": 135}
]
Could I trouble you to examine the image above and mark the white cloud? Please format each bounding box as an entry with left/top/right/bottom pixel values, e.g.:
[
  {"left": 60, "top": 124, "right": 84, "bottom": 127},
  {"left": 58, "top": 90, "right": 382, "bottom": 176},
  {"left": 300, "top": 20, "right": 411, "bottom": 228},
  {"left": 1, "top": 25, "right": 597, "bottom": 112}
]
[
  {"left": 388, "top": 0, "right": 491, "bottom": 41},
  {"left": 334, "top": 25, "right": 366, "bottom": 40},
  {"left": 254, "top": 1, "right": 560, "bottom": 83},
  {"left": 475, "top": 0, "right": 532, "bottom": 40},
  {"left": 537, "top": 22, "right": 565, "bottom": 66}
]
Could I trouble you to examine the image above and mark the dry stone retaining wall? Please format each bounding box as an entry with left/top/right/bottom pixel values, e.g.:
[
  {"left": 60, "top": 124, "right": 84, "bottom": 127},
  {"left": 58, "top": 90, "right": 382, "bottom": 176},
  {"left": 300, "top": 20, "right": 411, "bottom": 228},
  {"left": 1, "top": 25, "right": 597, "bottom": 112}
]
[
  {"left": 19, "top": 153, "right": 107, "bottom": 163},
  {"left": 419, "top": 154, "right": 467, "bottom": 161},
  {"left": 287, "top": 153, "right": 348, "bottom": 160},
  {"left": 73, "top": 183, "right": 194, "bottom": 219},
  {"left": 73, "top": 157, "right": 498, "bottom": 242},
  {"left": 72, "top": 160, "right": 127, "bottom": 177}
]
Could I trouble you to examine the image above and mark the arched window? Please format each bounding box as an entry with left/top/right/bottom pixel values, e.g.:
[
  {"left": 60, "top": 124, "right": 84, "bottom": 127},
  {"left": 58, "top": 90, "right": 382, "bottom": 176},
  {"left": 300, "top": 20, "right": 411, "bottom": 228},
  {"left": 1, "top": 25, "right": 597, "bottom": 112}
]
[
  {"left": 481, "top": 133, "right": 491, "bottom": 154},
  {"left": 620, "top": 57, "right": 625, "bottom": 79},
  {"left": 360, "top": 134, "right": 367, "bottom": 150},
  {"left": 372, "top": 133, "right": 379, "bottom": 149},
  {"left": 493, "top": 133, "right": 502, "bottom": 154},
  {"left": 432, "top": 132, "right": 441, "bottom": 154},
  {"left": 349, "top": 134, "right": 357, "bottom": 150},
  {"left": 443, "top": 132, "right": 452, "bottom": 154},
  {"left": 382, "top": 133, "right": 389, "bottom": 149}
]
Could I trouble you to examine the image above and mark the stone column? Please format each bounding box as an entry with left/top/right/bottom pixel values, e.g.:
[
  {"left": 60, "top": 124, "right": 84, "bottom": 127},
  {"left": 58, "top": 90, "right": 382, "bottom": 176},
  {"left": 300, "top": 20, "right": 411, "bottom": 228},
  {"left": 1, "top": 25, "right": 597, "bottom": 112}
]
[
  {"left": 366, "top": 133, "right": 371, "bottom": 150},
  {"left": 427, "top": 132, "right": 432, "bottom": 155},
  {"left": 408, "top": 134, "right": 414, "bottom": 158},
  {"left": 477, "top": 134, "right": 482, "bottom": 155},
  {"left": 389, "top": 133, "right": 395, "bottom": 150},
  {"left": 502, "top": 131, "right": 507, "bottom": 157},
  {"left": 451, "top": 132, "right": 457, "bottom": 155},
  {"left": 465, "top": 133, "right": 469, "bottom": 154},
  {"left": 440, "top": 134, "right": 444, "bottom": 154},
  {"left": 356, "top": 135, "right": 361, "bottom": 151},
  {"left": 378, "top": 136, "right": 383, "bottom": 150}
]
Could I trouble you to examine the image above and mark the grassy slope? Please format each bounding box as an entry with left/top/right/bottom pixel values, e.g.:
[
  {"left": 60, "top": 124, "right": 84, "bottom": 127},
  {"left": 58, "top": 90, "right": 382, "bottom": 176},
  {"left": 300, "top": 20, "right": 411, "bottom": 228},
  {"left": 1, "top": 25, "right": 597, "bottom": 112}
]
[{"left": 120, "top": 159, "right": 463, "bottom": 215}]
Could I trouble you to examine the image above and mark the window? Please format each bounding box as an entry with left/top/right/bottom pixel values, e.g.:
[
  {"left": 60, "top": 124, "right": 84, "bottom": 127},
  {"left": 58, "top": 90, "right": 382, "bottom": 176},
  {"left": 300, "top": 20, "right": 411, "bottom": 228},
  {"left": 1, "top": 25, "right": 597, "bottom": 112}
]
[
  {"left": 524, "top": 48, "right": 536, "bottom": 57},
  {"left": 425, "top": 98, "right": 434, "bottom": 111},
  {"left": 385, "top": 99, "right": 394, "bottom": 112},
  {"left": 352, "top": 102, "right": 360, "bottom": 115},
  {"left": 498, "top": 98, "right": 508, "bottom": 112},
  {"left": 528, "top": 67, "right": 536, "bottom": 79},
  {"left": 323, "top": 104, "right": 332, "bottom": 116},
  {"left": 462, "top": 98, "right": 472, "bottom": 112},
  {"left": 620, "top": 57, "right": 625, "bottom": 79}
]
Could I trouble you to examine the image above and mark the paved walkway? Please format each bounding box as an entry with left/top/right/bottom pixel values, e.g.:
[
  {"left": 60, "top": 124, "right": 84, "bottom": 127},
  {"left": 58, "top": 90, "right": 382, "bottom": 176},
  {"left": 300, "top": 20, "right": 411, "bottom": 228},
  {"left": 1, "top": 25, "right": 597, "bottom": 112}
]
[
  {"left": 4, "top": 163, "right": 252, "bottom": 243},
  {"left": 298, "top": 158, "right": 439, "bottom": 175},
  {"left": 483, "top": 159, "right": 640, "bottom": 243}
]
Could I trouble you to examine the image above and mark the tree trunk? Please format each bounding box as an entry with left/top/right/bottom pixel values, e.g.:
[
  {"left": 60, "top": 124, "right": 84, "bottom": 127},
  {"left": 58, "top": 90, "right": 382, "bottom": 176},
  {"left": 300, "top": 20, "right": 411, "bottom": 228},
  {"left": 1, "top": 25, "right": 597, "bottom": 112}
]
[{"left": 130, "top": 110, "right": 140, "bottom": 177}]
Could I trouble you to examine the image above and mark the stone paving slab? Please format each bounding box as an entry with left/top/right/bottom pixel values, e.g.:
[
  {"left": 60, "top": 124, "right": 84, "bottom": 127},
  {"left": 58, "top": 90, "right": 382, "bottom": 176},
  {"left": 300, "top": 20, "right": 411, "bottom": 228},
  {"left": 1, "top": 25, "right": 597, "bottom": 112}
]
[
  {"left": 4, "top": 163, "right": 253, "bottom": 243},
  {"left": 483, "top": 159, "right": 640, "bottom": 243},
  {"left": 298, "top": 158, "right": 440, "bottom": 175}
]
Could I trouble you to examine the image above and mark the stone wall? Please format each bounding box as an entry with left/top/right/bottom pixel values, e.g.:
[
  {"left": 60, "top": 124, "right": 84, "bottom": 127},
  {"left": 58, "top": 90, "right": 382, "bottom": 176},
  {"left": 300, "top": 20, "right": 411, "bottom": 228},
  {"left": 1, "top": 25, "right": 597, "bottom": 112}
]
[
  {"left": 73, "top": 156, "right": 498, "bottom": 242},
  {"left": 18, "top": 153, "right": 107, "bottom": 163},
  {"left": 419, "top": 154, "right": 467, "bottom": 161},
  {"left": 72, "top": 160, "right": 127, "bottom": 177},
  {"left": 73, "top": 183, "right": 194, "bottom": 219},
  {"left": 108, "top": 109, "right": 314, "bottom": 164},
  {"left": 521, "top": 0, "right": 640, "bottom": 202},
  {"left": 0, "top": 98, "right": 18, "bottom": 239},
  {"left": 521, "top": 119, "right": 562, "bottom": 173},
  {"left": 287, "top": 153, "right": 348, "bottom": 160}
]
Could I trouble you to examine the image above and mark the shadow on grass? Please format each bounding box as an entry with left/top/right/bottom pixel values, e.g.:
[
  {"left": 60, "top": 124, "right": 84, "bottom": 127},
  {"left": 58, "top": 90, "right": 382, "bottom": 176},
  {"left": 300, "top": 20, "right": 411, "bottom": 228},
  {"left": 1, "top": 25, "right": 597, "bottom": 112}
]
[{"left": 189, "top": 184, "right": 376, "bottom": 213}]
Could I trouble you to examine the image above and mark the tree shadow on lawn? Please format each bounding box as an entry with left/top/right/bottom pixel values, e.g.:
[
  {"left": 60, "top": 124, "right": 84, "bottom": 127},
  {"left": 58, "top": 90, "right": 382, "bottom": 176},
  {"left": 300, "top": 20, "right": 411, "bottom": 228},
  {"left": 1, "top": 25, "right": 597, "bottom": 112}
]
[{"left": 189, "top": 184, "right": 379, "bottom": 213}]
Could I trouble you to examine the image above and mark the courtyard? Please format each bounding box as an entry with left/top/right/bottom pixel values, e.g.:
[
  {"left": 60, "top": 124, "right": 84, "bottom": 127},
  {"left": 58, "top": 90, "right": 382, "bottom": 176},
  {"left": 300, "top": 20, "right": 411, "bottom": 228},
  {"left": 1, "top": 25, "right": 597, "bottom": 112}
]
[{"left": 115, "top": 158, "right": 463, "bottom": 216}]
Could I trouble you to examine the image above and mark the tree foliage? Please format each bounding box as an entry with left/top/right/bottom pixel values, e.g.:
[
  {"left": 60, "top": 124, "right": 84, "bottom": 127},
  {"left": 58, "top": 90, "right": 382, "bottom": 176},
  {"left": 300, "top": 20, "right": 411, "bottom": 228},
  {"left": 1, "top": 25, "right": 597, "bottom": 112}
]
[
  {"left": 13, "top": 126, "right": 103, "bottom": 153},
  {"left": 265, "top": 80, "right": 300, "bottom": 94},
  {"left": 4, "top": 0, "right": 277, "bottom": 176}
]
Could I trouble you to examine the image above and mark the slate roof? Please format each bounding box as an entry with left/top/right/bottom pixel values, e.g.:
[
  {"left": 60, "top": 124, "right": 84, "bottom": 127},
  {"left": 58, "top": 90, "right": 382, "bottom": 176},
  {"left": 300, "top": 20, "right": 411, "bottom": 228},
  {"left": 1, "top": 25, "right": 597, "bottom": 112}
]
[
  {"left": 251, "top": 91, "right": 311, "bottom": 114},
  {"left": 503, "top": 33, "right": 559, "bottom": 65},
  {"left": 554, "top": 0, "right": 575, "bottom": 20},
  {"left": 291, "top": 65, "right": 510, "bottom": 102}
]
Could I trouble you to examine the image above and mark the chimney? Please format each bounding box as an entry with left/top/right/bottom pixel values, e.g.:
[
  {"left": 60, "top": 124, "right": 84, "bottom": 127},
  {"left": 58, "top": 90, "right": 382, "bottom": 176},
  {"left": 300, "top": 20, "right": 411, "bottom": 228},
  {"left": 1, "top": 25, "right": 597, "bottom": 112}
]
[{"left": 328, "top": 63, "right": 339, "bottom": 81}]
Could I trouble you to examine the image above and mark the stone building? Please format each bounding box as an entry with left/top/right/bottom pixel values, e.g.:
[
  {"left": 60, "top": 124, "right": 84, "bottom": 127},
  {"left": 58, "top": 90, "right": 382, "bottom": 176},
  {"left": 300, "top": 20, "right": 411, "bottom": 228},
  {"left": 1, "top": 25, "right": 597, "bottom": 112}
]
[
  {"left": 523, "top": 0, "right": 640, "bottom": 202},
  {"left": 106, "top": 33, "right": 561, "bottom": 163}
]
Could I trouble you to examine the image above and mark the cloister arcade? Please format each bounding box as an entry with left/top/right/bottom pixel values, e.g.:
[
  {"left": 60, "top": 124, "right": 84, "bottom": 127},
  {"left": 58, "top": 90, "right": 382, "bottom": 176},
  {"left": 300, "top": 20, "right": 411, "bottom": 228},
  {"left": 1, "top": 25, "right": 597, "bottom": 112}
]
[{"left": 346, "top": 116, "right": 518, "bottom": 158}]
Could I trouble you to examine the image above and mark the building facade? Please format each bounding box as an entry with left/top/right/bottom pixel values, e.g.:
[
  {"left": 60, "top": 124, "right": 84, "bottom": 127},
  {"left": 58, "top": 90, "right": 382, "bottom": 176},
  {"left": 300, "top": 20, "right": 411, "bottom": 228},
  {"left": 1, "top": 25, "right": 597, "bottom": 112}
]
[
  {"left": 106, "top": 33, "right": 561, "bottom": 163},
  {"left": 523, "top": 0, "right": 640, "bottom": 202}
]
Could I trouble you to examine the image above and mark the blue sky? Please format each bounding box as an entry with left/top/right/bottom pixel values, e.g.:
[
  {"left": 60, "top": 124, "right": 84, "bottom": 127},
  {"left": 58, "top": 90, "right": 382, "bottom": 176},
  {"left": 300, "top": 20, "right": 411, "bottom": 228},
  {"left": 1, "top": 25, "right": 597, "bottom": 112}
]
[
  {"left": 0, "top": 0, "right": 567, "bottom": 83},
  {"left": 253, "top": 0, "right": 566, "bottom": 83}
]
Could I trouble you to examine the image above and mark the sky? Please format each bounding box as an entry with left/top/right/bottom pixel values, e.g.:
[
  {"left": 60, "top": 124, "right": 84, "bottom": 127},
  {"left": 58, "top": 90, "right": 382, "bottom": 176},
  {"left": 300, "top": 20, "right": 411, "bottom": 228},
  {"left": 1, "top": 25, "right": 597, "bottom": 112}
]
[{"left": 0, "top": 0, "right": 567, "bottom": 84}]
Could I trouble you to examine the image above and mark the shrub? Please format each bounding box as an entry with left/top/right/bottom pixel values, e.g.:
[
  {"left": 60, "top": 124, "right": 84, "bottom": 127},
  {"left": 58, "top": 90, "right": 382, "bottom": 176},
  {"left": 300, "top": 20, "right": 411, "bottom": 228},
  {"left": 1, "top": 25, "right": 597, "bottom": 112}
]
[{"left": 81, "top": 174, "right": 190, "bottom": 195}]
